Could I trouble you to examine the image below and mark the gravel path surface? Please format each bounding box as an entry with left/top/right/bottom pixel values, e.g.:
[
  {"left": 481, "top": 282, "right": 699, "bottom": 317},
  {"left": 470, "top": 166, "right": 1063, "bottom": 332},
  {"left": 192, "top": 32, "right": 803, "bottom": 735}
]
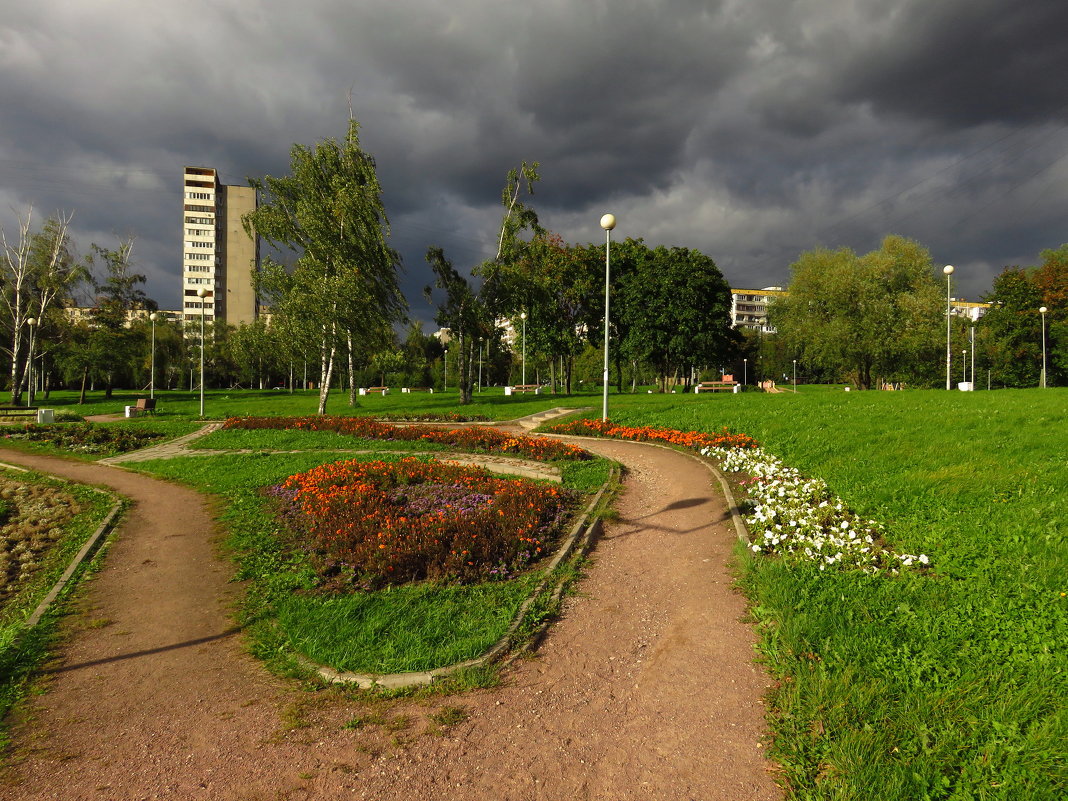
[{"left": 0, "top": 436, "right": 780, "bottom": 801}]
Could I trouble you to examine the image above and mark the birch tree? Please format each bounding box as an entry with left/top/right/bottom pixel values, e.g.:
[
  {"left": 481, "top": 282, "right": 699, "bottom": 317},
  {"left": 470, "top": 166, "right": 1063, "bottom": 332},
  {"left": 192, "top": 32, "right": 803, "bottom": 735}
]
[
  {"left": 243, "top": 119, "right": 405, "bottom": 414},
  {"left": 1, "top": 209, "right": 81, "bottom": 404}
]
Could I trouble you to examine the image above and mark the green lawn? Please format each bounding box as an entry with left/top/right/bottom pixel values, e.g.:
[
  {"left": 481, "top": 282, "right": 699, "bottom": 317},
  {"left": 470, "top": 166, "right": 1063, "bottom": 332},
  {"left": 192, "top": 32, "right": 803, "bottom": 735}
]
[
  {"left": 132, "top": 449, "right": 612, "bottom": 677},
  {"left": 606, "top": 388, "right": 1068, "bottom": 801},
  {"left": 24, "top": 384, "right": 708, "bottom": 422},
  {"left": 17, "top": 384, "right": 1067, "bottom": 797},
  {"left": 0, "top": 472, "right": 119, "bottom": 748}
]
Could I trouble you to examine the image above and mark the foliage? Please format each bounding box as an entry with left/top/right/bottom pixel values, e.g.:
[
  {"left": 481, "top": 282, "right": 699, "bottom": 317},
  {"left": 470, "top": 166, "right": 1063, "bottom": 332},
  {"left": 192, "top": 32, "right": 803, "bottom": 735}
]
[
  {"left": 424, "top": 247, "right": 489, "bottom": 404},
  {"left": 244, "top": 118, "right": 406, "bottom": 414},
  {"left": 223, "top": 416, "right": 589, "bottom": 461},
  {"left": 981, "top": 246, "right": 1065, "bottom": 387},
  {"left": 274, "top": 457, "right": 576, "bottom": 589},
  {"left": 83, "top": 238, "right": 156, "bottom": 399},
  {"left": 770, "top": 235, "right": 943, "bottom": 389},
  {"left": 479, "top": 232, "right": 597, "bottom": 393},
  {"left": 1, "top": 210, "right": 85, "bottom": 405},
  {"left": 616, "top": 242, "right": 739, "bottom": 391}
]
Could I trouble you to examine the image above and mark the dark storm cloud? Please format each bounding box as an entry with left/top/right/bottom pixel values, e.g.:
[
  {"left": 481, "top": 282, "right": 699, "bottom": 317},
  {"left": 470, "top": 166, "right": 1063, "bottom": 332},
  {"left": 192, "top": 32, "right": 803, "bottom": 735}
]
[
  {"left": 2, "top": 0, "right": 1067, "bottom": 321},
  {"left": 835, "top": 0, "right": 1068, "bottom": 126}
]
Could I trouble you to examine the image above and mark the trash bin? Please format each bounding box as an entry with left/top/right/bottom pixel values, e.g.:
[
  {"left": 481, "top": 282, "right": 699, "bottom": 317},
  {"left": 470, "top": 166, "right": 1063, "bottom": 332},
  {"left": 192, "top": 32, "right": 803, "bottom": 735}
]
[
  {"left": 124, "top": 405, "right": 138, "bottom": 418},
  {"left": 957, "top": 382, "right": 974, "bottom": 392},
  {"left": 36, "top": 409, "right": 54, "bottom": 424}
]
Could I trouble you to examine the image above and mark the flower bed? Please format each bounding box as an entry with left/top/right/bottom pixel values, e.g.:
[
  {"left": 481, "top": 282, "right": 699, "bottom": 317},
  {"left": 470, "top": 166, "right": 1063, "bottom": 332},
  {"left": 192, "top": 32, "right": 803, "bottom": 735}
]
[
  {"left": 225, "top": 416, "right": 588, "bottom": 462},
  {"left": 545, "top": 417, "right": 928, "bottom": 574},
  {"left": 0, "top": 475, "right": 83, "bottom": 605},
  {"left": 544, "top": 418, "right": 758, "bottom": 451},
  {"left": 3, "top": 423, "right": 166, "bottom": 455},
  {"left": 705, "top": 444, "right": 929, "bottom": 573},
  {"left": 272, "top": 457, "right": 577, "bottom": 590}
]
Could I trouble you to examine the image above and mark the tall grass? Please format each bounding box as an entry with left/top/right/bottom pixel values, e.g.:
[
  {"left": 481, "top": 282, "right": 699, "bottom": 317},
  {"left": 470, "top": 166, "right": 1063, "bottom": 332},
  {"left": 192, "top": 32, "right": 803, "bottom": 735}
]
[{"left": 609, "top": 388, "right": 1067, "bottom": 800}]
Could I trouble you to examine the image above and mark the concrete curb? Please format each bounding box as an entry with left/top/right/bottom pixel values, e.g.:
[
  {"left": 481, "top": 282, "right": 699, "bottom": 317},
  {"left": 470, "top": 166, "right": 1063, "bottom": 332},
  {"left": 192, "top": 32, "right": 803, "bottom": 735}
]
[
  {"left": 0, "top": 463, "right": 125, "bottom": 629},
  {"left": 303, "top": 464, "right": 619, "bottom": 689},
  {"left": 538, "top": 433, "right": 752, "bottom": 544}
]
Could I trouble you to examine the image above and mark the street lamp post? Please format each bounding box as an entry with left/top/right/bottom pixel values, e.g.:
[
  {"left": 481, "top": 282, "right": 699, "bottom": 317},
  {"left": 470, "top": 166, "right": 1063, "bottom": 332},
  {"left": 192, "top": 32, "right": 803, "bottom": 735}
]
[
  {"left": 444, "top": 349, "right": 448, "bottom": 393},
  {"left": 743, "top": 357, "right": 747, "bottom": 388},
  {"left": 792, "top": 358, "right": 797, "bottom": 392},
  {"left": 519, "top": 312, "right": 527, "bottom": 386},
  {"left": 197, "top": 288, "right": 208, "bottom": 417},
  {"left": 26, "top": 317, "right": 37, "bottom": 405},
  {"left": 943, "top": 265, "right": 954, "bottom": 390},
  {"left": 600, "top": 213, "right": 615, "bottom": 421},
  {"left": 149, "top": 312, "right": 159, "bottom": 399},
  {"left": 970, "top": 325, "right": 975, "bottom": 390},
  {"left": 962, "top": 350, "right": 967, "bottom": 385},
  {"left": 1039, "top": 306, "right": 1048, "bottom": 388}
]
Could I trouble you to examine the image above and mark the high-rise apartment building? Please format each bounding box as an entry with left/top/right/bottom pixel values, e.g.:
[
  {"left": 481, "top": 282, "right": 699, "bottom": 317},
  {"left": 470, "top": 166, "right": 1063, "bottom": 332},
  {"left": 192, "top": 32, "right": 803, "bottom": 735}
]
[{"left": 181, "top": 167, "right": 259, "bottom": 329}]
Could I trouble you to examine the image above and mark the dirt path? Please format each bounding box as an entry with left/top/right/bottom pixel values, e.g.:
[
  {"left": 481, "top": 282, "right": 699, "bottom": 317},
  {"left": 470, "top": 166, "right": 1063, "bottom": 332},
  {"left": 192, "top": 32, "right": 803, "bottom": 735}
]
[{"left": 1, "top": 440, "right": 780, "bottom": 801}]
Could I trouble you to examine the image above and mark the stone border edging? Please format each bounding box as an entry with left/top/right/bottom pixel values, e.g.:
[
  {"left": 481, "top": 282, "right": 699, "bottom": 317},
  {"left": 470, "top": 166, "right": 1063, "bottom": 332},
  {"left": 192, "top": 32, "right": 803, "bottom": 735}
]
[
  {"left": 302, "top": 464, "right": 619, "bottom": 689},
  {"left": 0, "top": 463, "right": 125, "bottom": 629}
]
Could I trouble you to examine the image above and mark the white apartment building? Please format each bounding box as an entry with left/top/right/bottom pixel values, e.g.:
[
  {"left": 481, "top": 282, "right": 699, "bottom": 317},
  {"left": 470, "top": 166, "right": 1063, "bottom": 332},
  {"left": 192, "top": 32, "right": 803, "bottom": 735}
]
[
  {"left": 182, "top": 167, "right": 259, "bottom": 331},
  {"left": 730, "top": 286, "right": 990, "bottom": 333},
  {"left": 731, "top": 287, "right": 786, "bottom": 332}
]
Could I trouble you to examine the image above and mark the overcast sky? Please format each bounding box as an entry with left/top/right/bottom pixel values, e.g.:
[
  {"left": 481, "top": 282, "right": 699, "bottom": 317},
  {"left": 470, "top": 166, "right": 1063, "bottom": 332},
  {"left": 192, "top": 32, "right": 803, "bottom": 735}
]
[{"left": 3, "top": 0, "right": 1067, "bottom": 324}]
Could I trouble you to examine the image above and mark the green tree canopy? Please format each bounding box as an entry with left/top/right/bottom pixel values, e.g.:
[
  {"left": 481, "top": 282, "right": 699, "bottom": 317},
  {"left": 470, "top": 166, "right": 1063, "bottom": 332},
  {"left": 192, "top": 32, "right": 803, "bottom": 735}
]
[
  {"left": 770, "top": 235, "right": 943, "bottom": 389},
  {"left": 243, "top": 118, "right": 406, "bottom": 413}
]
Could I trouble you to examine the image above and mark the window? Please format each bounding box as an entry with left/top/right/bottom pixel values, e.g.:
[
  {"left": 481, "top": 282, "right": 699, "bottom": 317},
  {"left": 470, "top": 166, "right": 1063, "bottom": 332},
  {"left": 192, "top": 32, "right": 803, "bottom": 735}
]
[
  {"left": 184, "top": 205, "right": 214, "bottom": 213},
  {"left": 186, "top": 240, "right": 213, "bottom": 248},
  {"left": 185, "top": 191, "right": 212, "bottom": 200}
]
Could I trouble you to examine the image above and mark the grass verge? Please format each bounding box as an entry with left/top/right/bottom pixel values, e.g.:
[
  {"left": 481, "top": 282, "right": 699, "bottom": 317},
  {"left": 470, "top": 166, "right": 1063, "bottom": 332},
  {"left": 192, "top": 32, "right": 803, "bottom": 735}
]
[
  {"left": 603, "top": 388, "right": 1067, "bottom": 800},
  {"left": 132, "top": 449, "right": 613, "bottom": 679},
  {"left": 0, "top": 472, "right": 120, "bottom": 750}
]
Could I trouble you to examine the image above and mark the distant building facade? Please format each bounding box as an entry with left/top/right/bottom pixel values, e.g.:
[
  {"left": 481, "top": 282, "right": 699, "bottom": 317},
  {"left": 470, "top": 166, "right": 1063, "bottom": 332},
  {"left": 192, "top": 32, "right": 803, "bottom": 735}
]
[
  {"left": 182, "top": 167, "right": 259, "bottom": 330},
  {"left": 731, "top": 287, "right": 786, "bottom": 332},
  {"left": 64, "top": 306, "right": 182, "bottom": 328},
  {"left": 730, "top": 286, "right": 990, "bottom": 333}
]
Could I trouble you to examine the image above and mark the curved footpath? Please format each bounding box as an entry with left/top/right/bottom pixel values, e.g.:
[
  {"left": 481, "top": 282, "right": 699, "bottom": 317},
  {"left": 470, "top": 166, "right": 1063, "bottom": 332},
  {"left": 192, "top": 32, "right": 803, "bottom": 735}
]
[{"left": 1, "top": 425, "right": 780, "bottom": 801}]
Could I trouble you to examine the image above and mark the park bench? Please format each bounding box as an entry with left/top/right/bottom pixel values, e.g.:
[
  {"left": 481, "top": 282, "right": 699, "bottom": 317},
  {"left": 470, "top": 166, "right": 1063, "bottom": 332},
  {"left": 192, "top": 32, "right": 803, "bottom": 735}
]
[
  {"left": 694, "top": 380, "right": 736, "bottom": 393},
  {"left": 124, "top": 398, "right": 157, "bottom": 418},
  {"left": 359, "top": 386, "right": 390, "bottom": 396},
  {"left": 504, "top": 384, "right": 541, "bottom": 395},
  {"left": 401, "top": 387, "right": 434, "bottom": 393}
]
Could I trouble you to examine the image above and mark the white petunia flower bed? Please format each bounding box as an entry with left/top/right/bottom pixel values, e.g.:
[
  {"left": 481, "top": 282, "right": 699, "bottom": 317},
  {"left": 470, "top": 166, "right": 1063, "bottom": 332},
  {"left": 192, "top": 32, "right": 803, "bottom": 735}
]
[{"left": 701, "top": 444, "right": 929, "bottom": 574}]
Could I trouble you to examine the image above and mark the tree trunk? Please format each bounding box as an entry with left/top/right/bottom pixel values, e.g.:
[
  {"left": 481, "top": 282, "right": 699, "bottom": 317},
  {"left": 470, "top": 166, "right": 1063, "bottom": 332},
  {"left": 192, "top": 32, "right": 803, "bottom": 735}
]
[
  {"left": 79, "top": 367, "right": 88, "bottom": 404},
  {"left": 317, "top": 322, "right": 336, "bottom": 415},
  {"left": 347, "top": 331, "right": 357, "bottom": 406}
]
